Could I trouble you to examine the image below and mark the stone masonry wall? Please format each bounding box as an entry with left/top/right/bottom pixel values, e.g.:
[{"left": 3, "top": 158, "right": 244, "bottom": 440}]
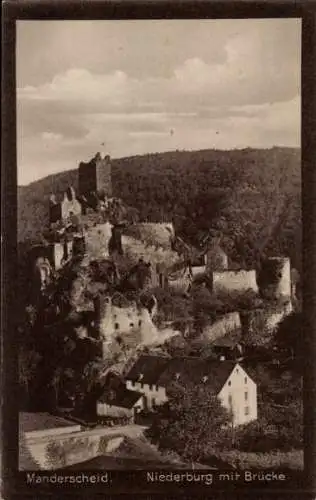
[{"left": 212, "top": 270, "right": 259, "bottom": 297}]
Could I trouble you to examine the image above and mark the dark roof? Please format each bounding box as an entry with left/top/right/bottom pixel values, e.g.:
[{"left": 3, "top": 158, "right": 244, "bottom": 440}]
[
  {"left": 125, "top": 354, "right": 237, "bottom": 394},
  {"left": 157, "top": 357, "right": 236, "bottom": 393},
  {"left": 125, "top": 354, "right": 170, "bottom": 384},
  {"left": 157, "top": 356, "right": 210, "bottom": 386},
  {"left": 98, "top": 386, "right": 142, "bottom": 409}
]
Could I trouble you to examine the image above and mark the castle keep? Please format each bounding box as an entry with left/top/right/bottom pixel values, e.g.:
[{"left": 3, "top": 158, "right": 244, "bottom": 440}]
[{"left": 78, "top": 152, "right": 112, "bottom": 197}]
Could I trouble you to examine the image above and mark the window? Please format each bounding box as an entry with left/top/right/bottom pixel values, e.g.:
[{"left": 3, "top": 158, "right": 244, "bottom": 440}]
[
  {"left": 149, "top": 384, "right": 152, "bottom": 391},
  {"left": 236, "top": 369, "right": 239, "bottom": 374},
  {"left": 245, "top": 406, "right": 250, "bottom": 416},
  {"left": 244, "top": 377, "right": 247, "bottom": 384},
  {"left": 114, "top": 322, "right": 119, "bottom": 330},
  {"left": 228, "top": 395, "right": 232, "bottom": 406},
  {"left": 129, "top": 323, "right": 134, "bottom": 328},
  {"left": 228, "top": 381, "right": 231, "bottom": 386},
  {"left": 245, "top": 391, "right": 248, "bottom": 401},
  {"left": 152, "top": 398, "right": 156, "bottom": 407},
  {"left": 139, "top": 320, "right": 142, "bottom": 326}
]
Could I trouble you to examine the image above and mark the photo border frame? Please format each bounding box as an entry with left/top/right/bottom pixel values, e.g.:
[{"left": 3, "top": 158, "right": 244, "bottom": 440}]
[{"left": 2, "top": 1, "right": 316, "bottom": 497}]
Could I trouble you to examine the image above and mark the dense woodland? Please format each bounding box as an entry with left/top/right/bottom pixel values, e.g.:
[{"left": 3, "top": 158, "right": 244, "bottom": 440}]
[{"left": 18, "top": 147, "right": 301, "bottom": 270}]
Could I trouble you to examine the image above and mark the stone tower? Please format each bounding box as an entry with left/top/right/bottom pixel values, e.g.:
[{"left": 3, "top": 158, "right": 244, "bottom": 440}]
[
  {"left": 259, "top": 256, "right": 291, "bottom": 300},
  {"left": 78, "top": 152, "right": 112, "bottom": 198}
]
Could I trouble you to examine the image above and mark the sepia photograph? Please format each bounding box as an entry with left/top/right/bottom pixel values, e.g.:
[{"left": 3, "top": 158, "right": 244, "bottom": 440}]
[{"left": 12, "top": 14, "right": 306, "bottom": 488}]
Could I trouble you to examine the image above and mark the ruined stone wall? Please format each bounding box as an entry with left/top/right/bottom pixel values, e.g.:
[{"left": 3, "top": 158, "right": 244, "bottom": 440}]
[
  {"left": 122, "top": 235, "right": 179, "bottom": 268},
  {"left": 241, "top": 300, "right": 293, "bottom": 344},
  {"left": 212, "top": 270, "right": 259, "bottom": 297},
  {"left": 264, "top": 300, "right": 293, "bottom": 332},
  {"left": 201, "top": 312, "right": 241, "bottom": 342},
  {"left": 60, "top": 194, "right": 82, "bottom": 221},
  {"left": 95, "top": 296, "right": 177, "bottom": 352},
  {"left": 124, "top": 223, "right": 175, "bottom": 249},
  {"left": 52, "top": 241, "right": 73, "bottom": 270},
  {"left": 95, "top": 296, "right": 146, "bottom": 342},
  {"left": 191, "top": 265, "right": 206, "bottom": 277},
  {"left": 167, "top": 267, "right": 192, "bottom": 294},
  {"left": 85, "top": 222, "right": 113, "bottom": 259}
]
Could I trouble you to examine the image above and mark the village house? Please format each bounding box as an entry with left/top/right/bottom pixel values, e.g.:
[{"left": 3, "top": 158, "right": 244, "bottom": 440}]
[
  {"left": 96, "top": 384, "right": 143, "bottom": 423},
  {"left": 210, "top": 333, "right": 244, "bottom": 361},
  {"left": 125, "top": 355, "right": 171, "bottom": 411},
  {"left": 125, "top": 355, "right": 257, "bottom": 427}
]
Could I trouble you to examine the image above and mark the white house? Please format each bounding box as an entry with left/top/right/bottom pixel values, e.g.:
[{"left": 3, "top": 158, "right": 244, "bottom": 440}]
[
  {"left": 125, "top": 355, "right": 170, "bottom": 410},
  {"left": 217, "top": 362, "right": 257, "bottom": 426},
  {"left": 125, "top": 355, "right": 257, "bottom": 427}
]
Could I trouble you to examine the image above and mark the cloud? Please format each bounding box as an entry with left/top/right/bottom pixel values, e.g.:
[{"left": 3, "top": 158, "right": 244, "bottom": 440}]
[
  {"left": 17, "top": 19, "right": 301, "bottom": 184},
  {"left": 41, "top": 131, "right": 63, "bottom": 141}
]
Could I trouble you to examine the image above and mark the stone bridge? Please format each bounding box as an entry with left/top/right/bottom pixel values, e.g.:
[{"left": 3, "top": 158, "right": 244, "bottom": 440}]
[{"left": 21, "top": 424, "right": 147, "bottom": 470}]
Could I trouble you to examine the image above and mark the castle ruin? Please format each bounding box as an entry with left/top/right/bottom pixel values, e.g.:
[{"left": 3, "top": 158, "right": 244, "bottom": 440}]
[
  {"left": 78, "top": 152, "right": 112, "bottom": 198},
  {"left": 49, "top": 187, "right": 82, "bottom": 224}
]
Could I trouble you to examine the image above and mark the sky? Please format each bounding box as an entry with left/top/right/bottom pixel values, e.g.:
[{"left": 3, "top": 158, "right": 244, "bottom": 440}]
[{"left": 16, "top": 19, "right": 301, "bottom": 185}]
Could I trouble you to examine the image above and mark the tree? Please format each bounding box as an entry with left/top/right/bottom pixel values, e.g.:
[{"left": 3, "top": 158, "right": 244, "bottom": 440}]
[
  {"left": 274, "top": 312, "right": 303, "bottom": 363},
  {"left": 75, "top": 358, "right": 116, "bottom": 415},
  {"left": 19, "top": 346, "right": 42, "bottom": 408},
  {"left": 49, "top": 366, "right": 64, "bottom": 410},
  {"left": 145, "top": 382, "right": 232, "bottom": 463},
  {"left": 235, "top": 399, "right": 303, "bottom": 452}
]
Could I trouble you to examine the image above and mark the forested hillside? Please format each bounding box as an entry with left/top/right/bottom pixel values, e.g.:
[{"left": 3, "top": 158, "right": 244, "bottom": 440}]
[{"left": 18, "top": 147, "right": 301, "bottom": 269}]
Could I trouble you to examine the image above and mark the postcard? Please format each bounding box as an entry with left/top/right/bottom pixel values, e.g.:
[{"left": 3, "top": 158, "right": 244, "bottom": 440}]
[{"left": 2, "top": 3, "right": 316, "bottom": 498}]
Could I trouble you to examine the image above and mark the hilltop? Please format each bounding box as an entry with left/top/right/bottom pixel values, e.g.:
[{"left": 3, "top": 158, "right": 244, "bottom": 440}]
[{"left": 18, "top": 147, "right": 301, "bottom": 269}]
